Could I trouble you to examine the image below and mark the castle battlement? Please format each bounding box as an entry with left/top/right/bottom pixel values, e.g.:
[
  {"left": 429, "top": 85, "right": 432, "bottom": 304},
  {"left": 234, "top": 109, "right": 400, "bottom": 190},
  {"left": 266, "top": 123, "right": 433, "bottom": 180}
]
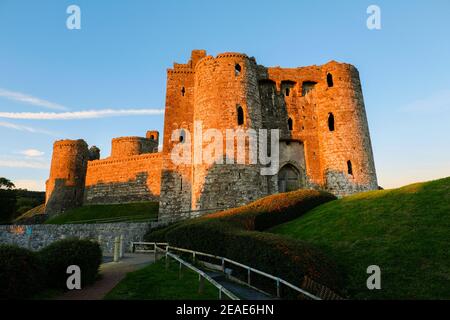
[{"left": 45, "top": 49, "right": 378, "bottom": 218}]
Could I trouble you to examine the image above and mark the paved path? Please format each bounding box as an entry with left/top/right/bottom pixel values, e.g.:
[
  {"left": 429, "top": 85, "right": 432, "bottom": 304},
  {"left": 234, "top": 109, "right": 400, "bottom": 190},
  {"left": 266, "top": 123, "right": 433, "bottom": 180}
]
[
  {"left": 55, "top": 253, "right": 156, "bottom": 300},
  {"left": 205, "top": 271, "right": 276, "bottom": 300}
]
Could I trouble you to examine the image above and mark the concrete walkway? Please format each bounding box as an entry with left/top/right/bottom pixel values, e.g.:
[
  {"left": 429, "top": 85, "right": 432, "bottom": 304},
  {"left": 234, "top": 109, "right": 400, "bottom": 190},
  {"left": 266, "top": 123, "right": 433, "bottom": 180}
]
[
  {"left": 55, "top": 253, "right": 156, "bottom": 300},
  {"left": 205, "top": 270, "right": 277, "bottom": 300}
]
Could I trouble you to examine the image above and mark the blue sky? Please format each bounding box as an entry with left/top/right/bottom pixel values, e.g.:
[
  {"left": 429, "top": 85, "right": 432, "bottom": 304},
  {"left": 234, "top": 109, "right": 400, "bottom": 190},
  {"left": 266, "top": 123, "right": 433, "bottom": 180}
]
[{"left": 0, "top": 0, "right": 449, "bottom": 191}]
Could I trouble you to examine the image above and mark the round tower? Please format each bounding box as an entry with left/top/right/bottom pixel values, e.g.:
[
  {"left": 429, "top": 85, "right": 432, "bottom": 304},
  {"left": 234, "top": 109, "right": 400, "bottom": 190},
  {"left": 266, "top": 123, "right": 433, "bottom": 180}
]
[
  {"left": 45, "top": 139, "right": 89, "bottom": 215},
  {"left": 111, "top": 137, "right": 142, "bottom": 158},
  {"left": 192, "top": 53, "right": 266, "bottom": 210},
  {"left": 314, "top": 62, "right": 378, "bottom": 196}
]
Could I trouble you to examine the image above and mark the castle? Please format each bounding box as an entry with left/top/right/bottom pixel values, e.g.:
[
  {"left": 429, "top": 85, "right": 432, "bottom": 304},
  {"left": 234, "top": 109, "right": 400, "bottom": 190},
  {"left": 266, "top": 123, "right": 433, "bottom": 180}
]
[{"left": 45, "top": 50, "right": 378, "bottom": 220}]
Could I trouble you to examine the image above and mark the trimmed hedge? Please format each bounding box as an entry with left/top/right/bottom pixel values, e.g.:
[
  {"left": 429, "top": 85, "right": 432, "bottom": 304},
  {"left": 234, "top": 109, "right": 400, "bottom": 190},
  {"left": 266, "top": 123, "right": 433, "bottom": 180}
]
[
  {"left": 0, "top": 245, "right": 44, "bottom": 299},
  {"left": 39, "top": 238, "right": 102, "bottom": 290},
  {"left": 148, "top": 189, "right": 343, "bottom": 295}
]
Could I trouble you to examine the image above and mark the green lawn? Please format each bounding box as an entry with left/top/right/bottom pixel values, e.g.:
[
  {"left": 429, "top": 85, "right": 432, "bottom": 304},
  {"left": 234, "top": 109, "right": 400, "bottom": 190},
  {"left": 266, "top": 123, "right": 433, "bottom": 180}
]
[
  {"left": 105, "top": 259, "right": 220, "bottom": 300},
  {"left": 270, "top": 177, "right": 450, "bottom": 299},
  {"left": 45, "top": 201, "right": 159, "bottom": 224}
]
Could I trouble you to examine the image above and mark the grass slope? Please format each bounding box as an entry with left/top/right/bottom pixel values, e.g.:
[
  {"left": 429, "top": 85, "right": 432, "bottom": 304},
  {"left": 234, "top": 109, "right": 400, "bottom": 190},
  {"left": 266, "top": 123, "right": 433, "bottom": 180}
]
[
  {"left": 45, "top": 201, "right": 158, "bottom": 224},
  {"left": 105, "top": 259, "right": 219, "bottom": 300},
  {"left": 14, "top": 204, "right": 46, "bottom": 224},
  {"left": 270, "top": 177, "right": 450, "bottom": 299}
]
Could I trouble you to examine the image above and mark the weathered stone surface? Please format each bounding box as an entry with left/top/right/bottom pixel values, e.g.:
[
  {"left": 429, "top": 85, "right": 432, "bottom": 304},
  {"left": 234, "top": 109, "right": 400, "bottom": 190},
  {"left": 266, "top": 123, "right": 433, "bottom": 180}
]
[
  {"left": 44, "top": 50, "right": 378, "bottom": 220},
  {"left": 159, "top": 50, "right": 378, "bottom": 218},
  {"left": 0, "top": 221, "right": 167, "bottom": 254}
]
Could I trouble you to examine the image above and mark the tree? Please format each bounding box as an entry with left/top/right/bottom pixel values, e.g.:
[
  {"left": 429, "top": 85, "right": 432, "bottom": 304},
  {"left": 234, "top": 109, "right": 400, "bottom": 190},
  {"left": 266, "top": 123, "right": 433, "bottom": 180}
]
[
  {"left": 0, "top": 177, "right": 17, "bottom": 223},
  {"left": 0, "top": 177, "right": 15, "bottom": 190}
]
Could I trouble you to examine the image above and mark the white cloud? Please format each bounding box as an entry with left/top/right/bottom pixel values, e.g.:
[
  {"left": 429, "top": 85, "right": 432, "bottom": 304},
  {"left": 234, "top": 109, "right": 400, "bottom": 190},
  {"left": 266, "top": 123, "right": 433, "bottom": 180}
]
[
  {"left": 0, "top": 121, "right": 57, "bottom": 135},
  {"left": 0, "top": 157, "right": 49, "bottom": 169},
  {"left": 402, "top": 90, "right": 450, "bottom": 113},
  {"left": 0, "top": 108, "right": 164, "bottom": 120},
  {"left": 13, "top": 179, "right": 46, "bottom": 191},
  {"left": 0, "top": 88, "right": 68, "bottom": 111},
  {"left": 19, "top": 149, "right": 45, "bottom": 157}
]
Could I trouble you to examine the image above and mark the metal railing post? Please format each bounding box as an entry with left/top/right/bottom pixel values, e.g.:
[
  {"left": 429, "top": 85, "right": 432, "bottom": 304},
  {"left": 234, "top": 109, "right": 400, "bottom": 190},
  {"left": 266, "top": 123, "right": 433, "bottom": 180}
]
[
  {"left": 276, "top": 278, "right": 281, "bottom": 298},
  {"left": 179, "top": 261, "right": 183, "bottom": 279},
  {"left": 119, "top": 234, "right": 124, "bottom": 258},
  {"left": 165, "top": 252, "right": 169, "bottom": 270},
  {"left": 247, "top": 267, "right": 251, "bottom": 286},
  {"left": 198, "top": 274, "right": 204, "bottom": 294},
  {"left": 113, "top": 236, "right": 120, "bottom": 262}
]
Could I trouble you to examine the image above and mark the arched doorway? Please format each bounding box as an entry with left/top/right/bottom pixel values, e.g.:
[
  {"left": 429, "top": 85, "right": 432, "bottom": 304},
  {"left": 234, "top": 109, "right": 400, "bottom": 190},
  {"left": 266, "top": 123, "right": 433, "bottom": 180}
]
[{"left": 278, "top": 164, "right": 302, "bottom": 193}]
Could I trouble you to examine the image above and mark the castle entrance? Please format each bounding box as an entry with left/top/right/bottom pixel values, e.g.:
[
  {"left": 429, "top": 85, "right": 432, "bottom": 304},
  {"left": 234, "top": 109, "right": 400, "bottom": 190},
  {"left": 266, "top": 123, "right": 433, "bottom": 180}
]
[{"left": 278, "top": 164, "right": 301, "bottom": 193}]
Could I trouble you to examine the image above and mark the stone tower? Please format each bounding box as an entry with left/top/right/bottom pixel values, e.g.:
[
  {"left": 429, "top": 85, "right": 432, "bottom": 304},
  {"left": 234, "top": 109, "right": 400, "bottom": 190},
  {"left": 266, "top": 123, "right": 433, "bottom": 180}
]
[
  {"left": 45, "top": 139, "right": 89, "bottom": 216},
  {"left": 192, "top": 53, "right": 266, "bottom": 210},
  {"left": 158, "top": 50, "right": 378, "bottom": 219},
  {"left": 313, "top": 62, "right": 378, "bottom": 195}
]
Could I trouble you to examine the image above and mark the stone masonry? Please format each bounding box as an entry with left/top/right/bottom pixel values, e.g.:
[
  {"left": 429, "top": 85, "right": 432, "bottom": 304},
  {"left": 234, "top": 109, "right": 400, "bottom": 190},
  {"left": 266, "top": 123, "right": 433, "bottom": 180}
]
[
  {"left": 45, "top": 50, "right": 378, "bottom": 219},
  {"left": 0, "top": 222, "right": 168, "bottom": 254}
]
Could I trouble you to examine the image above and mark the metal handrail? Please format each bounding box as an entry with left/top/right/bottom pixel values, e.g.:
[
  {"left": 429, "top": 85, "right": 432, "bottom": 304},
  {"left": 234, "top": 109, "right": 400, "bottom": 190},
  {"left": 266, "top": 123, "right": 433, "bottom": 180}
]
[
  {"left": 167, "top": 245, "right": 320, "bottom": 300},
  {"left": 133, "top": 242, "right": 320, "bottom": 300},
  {"left": 165, "top": 251, "right": 240, "bottom": 300}
]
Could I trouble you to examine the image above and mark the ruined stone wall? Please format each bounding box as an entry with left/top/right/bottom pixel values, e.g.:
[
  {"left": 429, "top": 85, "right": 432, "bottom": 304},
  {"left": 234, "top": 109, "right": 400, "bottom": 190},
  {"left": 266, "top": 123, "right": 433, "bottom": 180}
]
[
  {"left": 45, "top": 140, "right": 89, "bottom": 216},
  {"left": 312, "top": 62, "right": 378, "bottom": 195},
  {"left": 111, "top": 136, "right": 158, "bottom": 158},
  {"left": 258, "top": 62, "right": 378, "bottom": 195},
  {"left": 158, "top": 50, "right": 378, "bottom": 218},
  {"left": 261, "top": 65, "right": 325, "bottom": 187},
  {"left": 0, "top": 221, "right": 169, "bottom": 254},
  {"left": 84, "top": 153, "right": 162, "bottom": 204},
  {"left": 158, "top": 51, "right": 203, "bottom": 216},
  {"left": 191, "top": 53, "right": 266, "bottom": 211}
]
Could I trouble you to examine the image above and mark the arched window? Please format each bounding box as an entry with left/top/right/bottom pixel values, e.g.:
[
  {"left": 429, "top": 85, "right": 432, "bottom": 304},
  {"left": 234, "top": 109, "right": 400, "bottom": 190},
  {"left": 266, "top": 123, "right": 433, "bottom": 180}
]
[
  {"left": 328, "top": 113, "right": 335, "bottom": 131},
  {"left": 347, "top": 160, "right": 353, "bottom": 175},
  {"left": 237, "top": 106, "right": 244, "bottom": 125},
  {"left": 288, "top": 117, "right": 293, "bottom": 131},
  {"left": 150, "top": 135, "right": 155, "bottom": 140},
  {"left": 235, "top": 64, "right": 241, "bottom": 76},
  {"left": 327, "top": 73, "right": 334, "bottom": 87},
  {"left": 179, "top": 129, "right": 186, "bottom": 143},
  {"left": 285, "top": 88, "right": 290, "bottom": 96},
  {"left": 181, "top": 87, "right": 185, "bottom": 96}
]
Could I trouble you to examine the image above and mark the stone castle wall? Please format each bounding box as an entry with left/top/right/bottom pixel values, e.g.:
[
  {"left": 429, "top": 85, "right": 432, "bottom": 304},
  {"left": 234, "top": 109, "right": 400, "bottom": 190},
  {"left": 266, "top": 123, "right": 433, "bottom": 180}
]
[
  {"left": 0, "top": 222, "right": 167, "bottom": 254},
  {"left": 84, "top": 153, "right": 162, "bottom": 204},
  {"left": 158, "top": 50, "right": 378, "bottom": 218},
  {"left": 45, "top": 50, "right": 378, "bottom": 219},
  {"left": 45, "top": 133, "right": 162, "bottom": 215},
  {"left": 45, "top": 140, "right": 89, "bottom": 216}
]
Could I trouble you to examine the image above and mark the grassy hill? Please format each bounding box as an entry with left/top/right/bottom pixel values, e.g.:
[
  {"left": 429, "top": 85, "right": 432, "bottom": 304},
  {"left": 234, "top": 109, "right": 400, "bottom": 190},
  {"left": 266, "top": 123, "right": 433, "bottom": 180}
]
[
  {"left": 270, "top": 177, "right": 450, "bottom": 299},
  {"left": 45, "top": 201, "right": 159, "bottom": 224},
  {"left": 14, "top": 204, "right": 46, "bottom": 224}
]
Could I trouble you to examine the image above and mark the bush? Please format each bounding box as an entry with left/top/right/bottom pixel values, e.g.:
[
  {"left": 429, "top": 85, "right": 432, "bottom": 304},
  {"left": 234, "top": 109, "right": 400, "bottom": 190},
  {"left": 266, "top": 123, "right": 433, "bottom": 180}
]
[
  {"left": 39, "top": 238, "right": 102, "bottom": 290},
  {"left": 150, "top": 189, "right": 342, "bottom": 296},
  {"left": 0, "top": 189, "right": 17, "bottom": 223},
  {"left": 144, "top": 221, "right": 184, "bottom": 242},
  {"left": 0, "top": 245, "right": 44, "bottom": 299}
]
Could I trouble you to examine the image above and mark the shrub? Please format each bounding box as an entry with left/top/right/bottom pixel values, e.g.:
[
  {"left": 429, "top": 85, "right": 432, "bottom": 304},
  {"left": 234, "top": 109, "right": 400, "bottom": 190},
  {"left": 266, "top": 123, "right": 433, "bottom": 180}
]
[
  {"left": 151, "top": 189, "right": 342, "bottom": 296},
  {"left": 39, "top": 238, "right": 102, "bottom": 290},
  {"left": 144, "top": 221, "right": 184, "bottom": 242},
  {"left": 0, "top": 245, "right": 44, "bottom": 299}
]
